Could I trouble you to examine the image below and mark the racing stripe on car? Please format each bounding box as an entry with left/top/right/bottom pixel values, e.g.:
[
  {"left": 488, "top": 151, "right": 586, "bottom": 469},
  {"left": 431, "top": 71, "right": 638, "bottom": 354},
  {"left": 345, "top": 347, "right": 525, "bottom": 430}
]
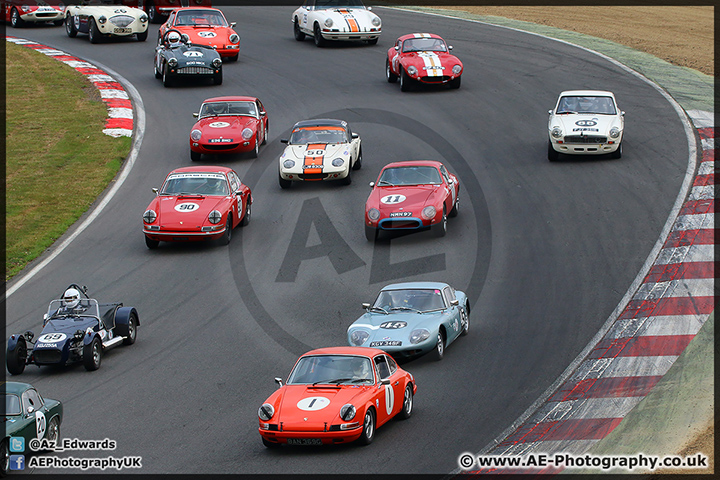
[
  {"left": 5, "top": 35, "right": 134, "bottom": 138},
  {"left": 337, "top": 9, "right": 360, "bottom": 32},
  {"left": 412, "top": 33, "right": 432, "bottom": 38},
  {"left": 418, "top": 52, "right": 443, "bottom": 77},
  {"left": 303, "top": 143, "right": 327, "bottom": 175}
]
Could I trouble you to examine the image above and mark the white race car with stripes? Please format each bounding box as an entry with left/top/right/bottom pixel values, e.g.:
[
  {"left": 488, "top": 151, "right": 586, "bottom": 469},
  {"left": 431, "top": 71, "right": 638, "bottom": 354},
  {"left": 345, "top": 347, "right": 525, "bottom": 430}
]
[
  {"left": 291, "top": 0, "right": 381, "bottom": 47},
  {"left": 278, "top": 119, "right": 362, "bottom": 189},
  {"left": 387, "top": 33, "right": 463, "bottom": 91}
]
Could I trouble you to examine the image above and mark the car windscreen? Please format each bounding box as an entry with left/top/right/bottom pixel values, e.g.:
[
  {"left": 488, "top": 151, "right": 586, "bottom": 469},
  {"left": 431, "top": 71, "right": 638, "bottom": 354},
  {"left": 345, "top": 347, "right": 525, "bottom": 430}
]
[
  {"left": 377, "top": 166, "right": 442, "bottom": 186},
  {"left": 289, "top": 126, "right": 346, "bottom": 145},
  {"left": 3, "top": 394, "right": 21, "bottom": 415},
  {"left": 287, "top": 355, "right": 374, "bottom": 384},
  {"left": 315, "top": 0, "right": 366, "bottom": 10},
  {"left": 402, "top": 37, "right": 447, "bottom": 53},
  {"left": 372, "top": 288, "right": 445, "bottom": 313},
  {"left": 556, "top": 96, "right": 616, "bottom": 115},
  {"left": 161, "top": 173, "right": 229, "bottom": 196},
  {"left": 175, "top": 10, "right": 227, "bottom": 27},
  {"left": 200, "top": 101, "right": 257, "bottom": 118},
  {"left": 47, "top": 298, "right": 100, "bottom": 319}
]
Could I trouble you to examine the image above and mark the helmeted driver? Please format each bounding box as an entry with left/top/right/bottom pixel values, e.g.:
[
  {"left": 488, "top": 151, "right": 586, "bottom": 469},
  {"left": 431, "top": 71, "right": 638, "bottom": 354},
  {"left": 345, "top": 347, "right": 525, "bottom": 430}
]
[
  {"left": 56, "top": 288, "right": 85, "bottom": 315},
  {"left": 167, "top": 31, "right": 182, "bottom": 47}
]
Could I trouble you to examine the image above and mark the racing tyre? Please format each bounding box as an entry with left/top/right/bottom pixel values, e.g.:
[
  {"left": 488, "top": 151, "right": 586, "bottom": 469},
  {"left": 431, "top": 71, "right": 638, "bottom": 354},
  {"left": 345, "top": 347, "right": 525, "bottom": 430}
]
[
  {"left": 214, "top": 70, "right": 223, "bottom": 85},
  {"left": 162, "top": 63, "right": 173, "bottom": 87},
  {"left": 611, "top": 142, "right": 623, "bottom": 159},
  {"left": 365, "top": 225, "right": 378, "bottom": 242},
  {"left": 279, "top": 175, "right": 291, "bottom": 189},
  {"left": 400, "top": 68, "right": 412, "bottom": 92},
  {"left": 121, "top": 312, "right": 138, "bottom": 345},
  {"left": 449, "top": 195, "right": 459, "bottom": 217},
  {"left": 251, "top": 135, "right": 260, "bottom": 158},
  {"left": 460, "top": 306, "right": 469, "bottom": 336},
  {"left": 137, "top": 30, "right": 148, "bottom": 42},
  {"left": 386, "top": 58, "right": 398, "bottom": 83},
  {"left": 357, "top": 408, "right": 375, "bottom": 445},
  {"left": 548, "top": 140, "right": 560, "bottom": 162},
  {"left": 240, "top": 197, "right": 251, "bottom": 226},
  {"left": 293, "top": 18, "right": 305, "bottom": 41},
  {"left": 65, "top": 15, "right": 77, "bottom": 37},
  {"left": 88, "top": 18, "right": 102, "bottom": 44},
  {"left": 313, "top": 24, "right": 326, "bottom": 47},
  {"left": 262, "top": 437, "right": 281, "bottom": 449},
  {"left": 1, "top": 438, "right": 9, "bottom": 477},
  {"left": 365, "top": 38, "right": 379, "bottom": 45},
  {"left": 432, "top": 208, "right": 447, "bottom": 237},
  {"left": 398, "top": 384, "right": 413, "bottom": 419},
  {"left": 429, "top": 331, "right": 445, "bottom": 361},
  {"left": 352, "top": 148, "right": 363, "bottom": 170},
  {"left": 220, "top": 215, "right": 232, "bottom": 245},
  {"left": 261, "top": 121, "right": 268, "bottom": 145},
  {"left": 190, "top": 150, "right": 201, "bottom": 162},
  {"left": 83, "top": 337, "right": 102, "bottom": 371},
  {"left": 6, "top": 337, "right": 27, "bottom": 375},
  {"left": 341, "top": 167, "right": 352, "bottom": 186},
  {"left": 449, "top": 76, "right": 461, "bottom": 89},
  {"left": 145, "top": 236, "right": 159, "bottom": 249},
  {"left": 11, "top": 8, "right": 25, "bottom": 28},
  {"left": 47, "top": 417, "right": 61, "bottom": 444},
  {"left": 148, "top": 1, "right": 162, "bottom": 24}
]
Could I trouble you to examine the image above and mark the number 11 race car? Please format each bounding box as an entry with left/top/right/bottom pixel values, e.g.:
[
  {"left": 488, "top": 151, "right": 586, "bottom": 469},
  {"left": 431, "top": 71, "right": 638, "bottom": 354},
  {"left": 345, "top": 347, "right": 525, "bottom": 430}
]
[{"left": 6, "top": 285, "right": 139, "bottom": 374}]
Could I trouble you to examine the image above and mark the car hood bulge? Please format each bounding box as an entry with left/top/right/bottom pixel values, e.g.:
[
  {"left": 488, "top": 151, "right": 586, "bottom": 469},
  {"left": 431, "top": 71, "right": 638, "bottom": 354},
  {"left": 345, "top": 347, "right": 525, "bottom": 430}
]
[
  {"left": 368, "top": 185, "right": 440, "bottom": 213},
  {"left": 281, "top": 143, "right": 350, "bottom": 162},
  {"left": 322, "top": 8, "right": 378, "bottom": 31},
  {"left": 151, "top": 196, "right": 229, "bottom": 228},
  {"left": 277, "top": 385, "right": 369, "bottom": 428},
  {"left": 352, "top": 311, "right": 445, "bottom": 335},
  {"left": 553, "top": 114, "right": 621, "bottom": 135},
  {"left": 195, "top": 116, "right": 255, "bottom": 139}
]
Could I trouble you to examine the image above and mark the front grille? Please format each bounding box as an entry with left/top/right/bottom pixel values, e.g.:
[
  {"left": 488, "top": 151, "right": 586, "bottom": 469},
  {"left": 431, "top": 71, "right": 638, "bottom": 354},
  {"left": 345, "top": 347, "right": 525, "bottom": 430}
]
[
  {"left": 204, "top": 143, "right": 240, "bottom": 151},
  {"left": 563, "top": 135, "right": 607, "bottom": 144},
  {"left": 177, "top": 66, "right": 214, "bottom": 75},
  {"left": 299, "top": 173, "right": 328, "bottom": 180},
  {"left": 37, "top": 13, "right": 59, "bottom": 18},
  {"left": 110, "top": 15, "right": 134, "bottom": 28},
  {"left": 420, "top": 75, "right": 450, "bottom": 84},
  {"left": 381, "top": 219, "right": 422, "bottom": 229},
  {"left": 34, "top": 349, "right": 62, "bottom": 364}
]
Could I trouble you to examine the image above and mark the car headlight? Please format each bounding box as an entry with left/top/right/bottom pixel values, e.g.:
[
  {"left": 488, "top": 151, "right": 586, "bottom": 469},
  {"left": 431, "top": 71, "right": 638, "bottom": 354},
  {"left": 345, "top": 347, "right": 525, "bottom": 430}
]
[
  {"left": 208, "top": 210, "right": 222, "bottom": 224},
  {"left": 229, "top": 33, "right": 240, "bottom": 44},
  {"left": 283, "top": 159, "right": 295, "bottom": 169},
  {"left": 212, "top": 58, "right": 222, "bottom": 68},
  {"left": 21, "top": 5, "right": 29, "bottom": 12},
  {"left": 190, "top": 129, "right": 202, "bottom": 141},
  {"left": 331, "top": 158, "right": 344, "bottom": 167},
  {"left": 421, "top": 206, "right": 436, "bottom": 220},
  {"left": 98, "top": 15, "right": 107, "bottom": 24},
  {"left": 349, "top": 330, "right": 369, "bottom": 346},
  {"left": 258, "top": 403, "right": 274, "bottom": 421},
  {"left": 168, "top": 58, "right": 178, "bottom": 68},
  {"left": 409, "top": 328, "right": 430, "bottom": 344},
  {"left": 324, "top": 17, "right": 333, "bottom": 28},
  {"left": 609, "top": 127, "right": 621, "bottom": 139},
  {"left": 551, "top": 126, "right": 563, "bottom": 139},
  {"left": 372, "top": 17, "right": 381, "bottom": 27},
  {"left": 340, "top": 404, "right": 356, "bottom": 421},
  {"left": 242, "top": 128, "right": 253, "bottom": 140},
  {"left": 140, "top": 14, "right": 148, "bottom": 23},
  {"left": 407, "top": 65, "right": 417, "bottom": 76},
  {"left": 452, "top": 64, "right": 462, "bottom": 74},
  {"left": 143, "top": 209, "right": 157, "bottom": 223},
  {"left": 367, "top": 208, "right": 380, "bottom": 221}
]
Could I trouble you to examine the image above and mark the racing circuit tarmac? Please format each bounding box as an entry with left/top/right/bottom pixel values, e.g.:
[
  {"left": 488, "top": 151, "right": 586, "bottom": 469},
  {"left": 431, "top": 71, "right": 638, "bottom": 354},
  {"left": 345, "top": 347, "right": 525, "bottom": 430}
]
[{"left": 5, "top": 6, "right": 693, "bottom": 475}]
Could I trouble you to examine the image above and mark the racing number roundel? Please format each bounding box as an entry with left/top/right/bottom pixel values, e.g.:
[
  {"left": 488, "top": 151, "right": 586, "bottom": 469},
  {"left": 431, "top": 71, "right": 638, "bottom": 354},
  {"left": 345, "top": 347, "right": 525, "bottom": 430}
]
[
  {"left": 35, "top": 411, "right": 47, "bottom": 439},
  {"left": 38, "top": 333, "right": 67, "bottom": 343},
  {"left": 174, "top": 203, "right": 200, "bottom": 212},
  {"left": 381, "top": 194, "right": 406, "bottom": 205},
  {"left": 384, "top": 385, "right": 394, "bottom": 415},
  {"left": 297, "top": 396, "right": 330, "bottom": 411},
  {"left": 198, "top": 31, "right": 217, "bottom": 38}
]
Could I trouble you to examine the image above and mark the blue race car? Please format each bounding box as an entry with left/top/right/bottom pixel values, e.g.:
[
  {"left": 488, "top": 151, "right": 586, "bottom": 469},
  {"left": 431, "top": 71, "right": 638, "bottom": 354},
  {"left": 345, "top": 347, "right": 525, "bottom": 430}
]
[
  {"left": 347, "top": 281, "right": 470, "bottom": 361},
  {"left": 6, "top": 284, "right": 139, "bottom": 374}
]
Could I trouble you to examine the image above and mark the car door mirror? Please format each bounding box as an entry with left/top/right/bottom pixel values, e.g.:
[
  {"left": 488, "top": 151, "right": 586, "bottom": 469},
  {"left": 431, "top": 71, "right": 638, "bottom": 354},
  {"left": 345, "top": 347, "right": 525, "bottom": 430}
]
[
  {"left": 362, "top": 302, "right": 370, "bottom": 310},
  {"left": 26, "top": 406, "right": 35, "bottom": 415},
  {"left": 621, "top": 111, "right": 625, "bottom": 116},
  {"left": 380, "top": 378, "right": 390, "bottom": 385},
  {"left": 450, "top": 299, "right": 459, "bottom": 306},
  {"left": 448, "top": 45, "right": 453, "bottom": 51},
  {"left": 369, "top": 182, "right": 375, "bottom": 187},
  {"left": 230, "top": 22, "right": 236, "bottom": 28},
  {"left": 260, "top": 110, "right": 266, "bottom": 116},
  {"left": 280, "top": 139, "right": 288, "bottom": 144},
  {"left": 352, "top": 133, "right": 359, "bottom": 139},
  {"left": 548, "top": 109, "right": 553, "bottom": 115},
  {"left": 394, "top": 45, "right": 399, "bottom": 51},
  {"left": 274, "top": 377, "right": 283, "bottom": 388},
  {"left": 192, "top": 112, "right": 199, "bottom": 118},
  {"left": 152, "top": 188, "right": 159, "bottom": 195}
]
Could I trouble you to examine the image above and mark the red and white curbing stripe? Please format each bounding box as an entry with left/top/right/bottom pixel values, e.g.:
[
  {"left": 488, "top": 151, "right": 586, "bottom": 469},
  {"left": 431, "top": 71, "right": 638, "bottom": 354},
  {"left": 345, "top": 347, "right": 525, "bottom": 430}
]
[
  {"left": 468, "top": 117, "right": 714, "bottom": 474},
  {"left": 6, "top": 36, "right": 133, "bottom": 138}
]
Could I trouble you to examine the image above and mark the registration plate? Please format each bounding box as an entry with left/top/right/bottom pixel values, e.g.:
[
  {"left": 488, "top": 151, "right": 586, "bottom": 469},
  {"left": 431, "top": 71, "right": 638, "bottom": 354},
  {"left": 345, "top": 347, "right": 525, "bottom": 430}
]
[
  {"left": 370, "top": 341, "right": 402, "bottom": 347},
  {"left": 208, "top": 138, "right": 234, "bottom": 143},
  {"left": 389, "top": 212, "right": 412, "bottom": 217},
  {"left": 287, "top": 438, "right": 322, "bottom": 446},
  {"left": 114, "top": 28, "right": 132, "bottom": 34}
]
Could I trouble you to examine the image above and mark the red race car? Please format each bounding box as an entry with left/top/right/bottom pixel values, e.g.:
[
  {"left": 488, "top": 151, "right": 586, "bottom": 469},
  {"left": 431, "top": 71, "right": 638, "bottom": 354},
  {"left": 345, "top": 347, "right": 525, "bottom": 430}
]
[
  {"left": 142, "top": 165, "right": 251, "bottom": 249},
  {"left": 258, "top": 346, "right": 416, "bottom": 448},
  {"left": 158, "top": 6, "right": 239, "bottom": 60},
  {"left": 364, "top": 160, "right": 460, "bottom": 241},
  {"left": 386, "top": 33, "right": 463, "bottom": 91},
  {"left": 190, "top": 96, "right": 268, "bottom": 161},
  {"left": 5, "top": 0, "right": 64, "bottom": 27}
]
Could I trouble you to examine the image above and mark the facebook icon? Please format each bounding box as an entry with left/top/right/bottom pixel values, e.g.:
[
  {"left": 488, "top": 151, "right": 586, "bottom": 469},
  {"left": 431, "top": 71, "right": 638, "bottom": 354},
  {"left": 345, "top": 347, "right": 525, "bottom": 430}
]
[{"left": 9, "top": 455, "right": 25, "bottom": 470}]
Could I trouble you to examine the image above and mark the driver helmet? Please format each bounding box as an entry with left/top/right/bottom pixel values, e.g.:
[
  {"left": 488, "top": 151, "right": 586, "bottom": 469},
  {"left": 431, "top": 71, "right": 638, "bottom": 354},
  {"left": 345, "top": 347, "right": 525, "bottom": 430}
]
[
  {"left": 578, "top": 97, "right": 595, "bottom": 112},
  {"left": 208, "top": 103, "right": 226, "bottom": 115},
  {"left": 167, "top": 31, "right": 182, "bottom": 47},
  {"left": 352, "top": 360, "right": 370, "bottom": 380},
  {"left": 63, "top": 288, "right": 80, "bottom": 309}
]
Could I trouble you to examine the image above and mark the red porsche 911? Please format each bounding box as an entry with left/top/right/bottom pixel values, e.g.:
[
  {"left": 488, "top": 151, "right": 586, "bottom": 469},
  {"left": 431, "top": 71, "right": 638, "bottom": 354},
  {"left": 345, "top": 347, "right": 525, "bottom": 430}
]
[
  {"left": 386, "top": 33, "right": 463, "bottom": 91},
  {"left": 189, "top": 96, "right": 268, "bottom": 161},
  {"left": 364, "top": 160, "right": 460, "bottom": 241},
  {"left": 142, "top": 165, "right": 251, "bottom": 249},
  {"left": 258, "top": 347, "right": 416, "bottom": 448}
]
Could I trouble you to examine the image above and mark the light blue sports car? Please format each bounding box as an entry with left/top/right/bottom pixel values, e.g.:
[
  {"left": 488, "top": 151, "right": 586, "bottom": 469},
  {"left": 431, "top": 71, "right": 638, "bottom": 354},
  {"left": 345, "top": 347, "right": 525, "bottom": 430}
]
[{"left": 347, "top": 282, "right": 470, "bottom": 361}]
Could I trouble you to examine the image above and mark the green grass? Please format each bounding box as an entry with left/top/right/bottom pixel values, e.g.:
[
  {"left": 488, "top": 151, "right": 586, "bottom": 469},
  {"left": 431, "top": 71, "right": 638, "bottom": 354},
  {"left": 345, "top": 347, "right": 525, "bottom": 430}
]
[{"left": 5, "top": 41, "right": 131, "bottom": 280}]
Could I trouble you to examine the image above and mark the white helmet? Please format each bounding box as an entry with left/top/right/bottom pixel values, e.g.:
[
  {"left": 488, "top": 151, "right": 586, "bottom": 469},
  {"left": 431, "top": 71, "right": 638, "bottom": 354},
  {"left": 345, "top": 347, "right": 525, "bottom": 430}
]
[
  {"left": 167, "top": 31, "right": 181, "bottom": 46},
  {"left": 63, "top": 288, "right": 80, "bottom": 309}
]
